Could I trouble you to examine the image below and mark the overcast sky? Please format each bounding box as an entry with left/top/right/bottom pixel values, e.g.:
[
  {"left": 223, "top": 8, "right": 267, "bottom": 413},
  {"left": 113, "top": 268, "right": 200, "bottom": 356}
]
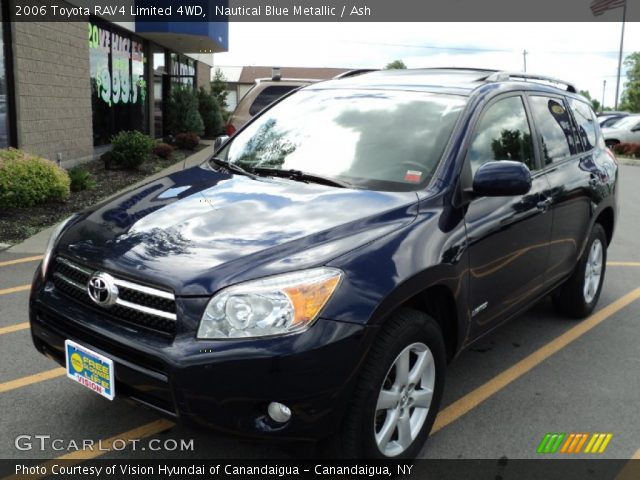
[{"left": 214, "top": 20, "right": 640, "bottom": 109}]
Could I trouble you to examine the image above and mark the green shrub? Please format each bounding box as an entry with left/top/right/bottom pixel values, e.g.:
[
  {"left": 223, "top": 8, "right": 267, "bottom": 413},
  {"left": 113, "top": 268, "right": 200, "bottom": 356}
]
[
  {"left": 197, "top": 88, "right": 224, "bottom": 138},
  {"left": 166, "top": 86, "right": 205, "bottom": 136},
  {"left": 0, "top": 148, "right": 70, "bottom": 208},
  {"left": 110, "top": 130, "right": 155, "bottom": 169},
  {"left": 175, "top": 132, "right": 200, "bottom": 150},
  {"left": 612, "top": 142, "right": 640, "bottom": 158},
  {"left": 153, "top": 142, "right": 174, "bottom": 159},
  {"left": 68, "top": 166, "right": 96, "bottom": 192}
]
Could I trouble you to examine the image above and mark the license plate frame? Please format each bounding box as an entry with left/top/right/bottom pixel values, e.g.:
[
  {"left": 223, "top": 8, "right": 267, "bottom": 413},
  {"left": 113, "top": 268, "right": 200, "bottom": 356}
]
[{"left": 64, "top": 339, "right": 115, "bottom": 400}]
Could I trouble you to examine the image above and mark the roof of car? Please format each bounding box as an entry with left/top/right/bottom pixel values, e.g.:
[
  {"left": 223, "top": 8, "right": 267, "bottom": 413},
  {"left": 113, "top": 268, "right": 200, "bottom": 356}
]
[{"left": 313, "top": 68, "right": 579, "bottom": 97}]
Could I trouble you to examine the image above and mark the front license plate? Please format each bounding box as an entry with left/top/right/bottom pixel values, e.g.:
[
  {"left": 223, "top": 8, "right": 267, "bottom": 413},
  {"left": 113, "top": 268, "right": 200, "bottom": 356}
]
[{"left": 65, "top": 339, "right": 115, "bottom": 400}]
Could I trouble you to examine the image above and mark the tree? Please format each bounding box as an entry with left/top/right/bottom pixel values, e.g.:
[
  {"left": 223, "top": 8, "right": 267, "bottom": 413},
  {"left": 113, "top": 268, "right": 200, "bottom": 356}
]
[
  {"left": 579, "top": 90, "right": 601, "bottom": 113},
  {"left": 166, "top": 86, "right": 204, "bottom": 136},
  {"left": 385, "top": 60, "right": 407, "bottom": 70},
  {"left": 620, "top": 52, "right": 640, "bottom": 113},
  {"left": 210, "top": 68, "right": 229, "bottom": 114},
  {"left": 197, "top": 88, "right": 224, "bottom": 138}
]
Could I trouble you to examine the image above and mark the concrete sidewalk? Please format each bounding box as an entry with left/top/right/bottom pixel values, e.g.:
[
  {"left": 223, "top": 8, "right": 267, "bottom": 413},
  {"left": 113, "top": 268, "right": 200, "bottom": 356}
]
[{"left": 7, "top": 142, "right": 215, "bottom": 255}]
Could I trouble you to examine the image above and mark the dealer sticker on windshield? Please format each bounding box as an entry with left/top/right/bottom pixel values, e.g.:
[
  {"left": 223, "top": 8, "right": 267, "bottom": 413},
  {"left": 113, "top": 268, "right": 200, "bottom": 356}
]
[
  {"left": 65, "top": 339, "right": 115, "bottom": 400},
  {"left": 404, "top": 170, "right": 423, "bottom": 183}
]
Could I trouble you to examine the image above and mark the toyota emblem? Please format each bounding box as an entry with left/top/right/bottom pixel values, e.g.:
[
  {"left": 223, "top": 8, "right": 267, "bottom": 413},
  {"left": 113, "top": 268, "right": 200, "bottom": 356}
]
[{"left": 86, "top": 272, "right": 119, "bottom": 307}]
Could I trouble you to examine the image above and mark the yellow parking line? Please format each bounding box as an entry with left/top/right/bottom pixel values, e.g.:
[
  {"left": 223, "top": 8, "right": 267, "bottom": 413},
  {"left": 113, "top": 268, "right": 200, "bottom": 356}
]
[
  {"left": 432, "top": 287, "right": 640, "bottom": 433},
  {"left": 0, "top": 368, "right": 65, "bottom": 394},
  {"left": 607, "top": 261, "right": 640, "bottom": 267},
  {"left": 615, "top": 447, "right": 640, "bottom": 480},
  {"left": 0, "top": 284, "right": 30, "bottom": 296},
  {"left": 2, "top": 419, "right": 175, "bottom": 480},
  {"left": 0, "top": 322, "right": 29, "bottom": 336},
  {"left": 0, "top": 256, "right": 42, "bottom": 268}
]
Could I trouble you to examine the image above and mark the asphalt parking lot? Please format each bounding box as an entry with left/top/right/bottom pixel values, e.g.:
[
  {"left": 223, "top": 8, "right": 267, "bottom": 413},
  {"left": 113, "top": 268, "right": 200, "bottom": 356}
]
[{"left": 1, "top": 164, "right": 640, "bottom": 465}]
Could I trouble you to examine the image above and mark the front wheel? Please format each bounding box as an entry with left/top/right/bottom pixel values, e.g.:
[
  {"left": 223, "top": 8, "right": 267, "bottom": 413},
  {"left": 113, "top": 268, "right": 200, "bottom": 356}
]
[
  {"left": 331, "top": 308, "right": 446, "bottom": 459},
  {"left": 552, "top": 223, "right": 607, "bottom": 318}
]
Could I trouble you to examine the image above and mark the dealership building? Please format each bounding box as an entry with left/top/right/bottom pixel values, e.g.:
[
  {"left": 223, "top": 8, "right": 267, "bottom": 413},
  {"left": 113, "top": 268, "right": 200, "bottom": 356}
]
[{"left": 0, "top": 1, "right": 228, "bottom": 166}]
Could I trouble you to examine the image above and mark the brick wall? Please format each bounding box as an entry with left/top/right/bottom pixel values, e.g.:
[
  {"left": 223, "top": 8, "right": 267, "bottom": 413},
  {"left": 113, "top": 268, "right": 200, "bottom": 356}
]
[
  {"left": 197, "top": 61, "right": 211, "bottom": 92},
  {"left": 12, "top": 22, "right": 94, "bottom": 166}
]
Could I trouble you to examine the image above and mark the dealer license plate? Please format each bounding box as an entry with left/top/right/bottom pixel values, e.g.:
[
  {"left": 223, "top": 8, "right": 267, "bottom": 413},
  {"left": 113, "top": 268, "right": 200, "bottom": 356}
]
[{"left": 64, "top": 339, "right": 115, "bottom": 400}]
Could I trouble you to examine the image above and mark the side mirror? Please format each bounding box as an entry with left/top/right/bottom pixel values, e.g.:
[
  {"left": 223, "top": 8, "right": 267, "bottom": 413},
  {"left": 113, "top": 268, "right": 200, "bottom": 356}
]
[
  {"left": 472, "top": 160, "right": 532, "bottom": 197},
  {"left": 214, "top": 135, "right": 230, "bottom": 151}
]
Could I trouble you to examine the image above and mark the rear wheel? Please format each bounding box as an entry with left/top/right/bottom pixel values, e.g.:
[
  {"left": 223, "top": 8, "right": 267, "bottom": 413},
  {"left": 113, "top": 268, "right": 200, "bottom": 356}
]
[
  {"left": 605, "top": 139, "right": 619, "bottom": 149},
  {"left": 552, "top": 224, "right": 607, "bottom": 318},
  {"left": 329, "top": 308, "right": 446, "bottom": 459}
]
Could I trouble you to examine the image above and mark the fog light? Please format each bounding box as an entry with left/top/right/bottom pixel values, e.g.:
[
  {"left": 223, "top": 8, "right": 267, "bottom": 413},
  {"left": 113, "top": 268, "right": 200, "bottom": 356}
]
[{"left": 267, "top": 402, "right": 291, "bottom": 423}]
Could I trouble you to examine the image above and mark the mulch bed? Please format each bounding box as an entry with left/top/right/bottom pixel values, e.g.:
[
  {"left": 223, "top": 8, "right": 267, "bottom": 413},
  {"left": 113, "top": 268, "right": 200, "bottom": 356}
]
[{"left": 0, "top": 146, "right": 204, "bottom": 245}]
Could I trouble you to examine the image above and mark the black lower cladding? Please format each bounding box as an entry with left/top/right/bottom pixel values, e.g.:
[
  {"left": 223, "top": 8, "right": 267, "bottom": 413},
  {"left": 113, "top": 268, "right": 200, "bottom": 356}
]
[
  {"left": 51, "top": 256, "right": 176, "bottom": 335},
  {"left": 29, "top": 280, "right": 371, "bottom": 439},
  {"left": 31, "top": 309, "right": 176, "bottom": 416}
]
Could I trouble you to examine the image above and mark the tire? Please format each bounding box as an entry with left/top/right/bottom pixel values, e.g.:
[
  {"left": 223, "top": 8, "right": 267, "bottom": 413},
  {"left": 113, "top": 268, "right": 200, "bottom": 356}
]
[
  {"left": 605, "top": 139, "right": 619, "bottom": 149},
  {"left": 552, "top": 223, "right": 607, "bottom": 319},
  {"left": 327, "top": 308, "right": 446, "bottom": 459}
]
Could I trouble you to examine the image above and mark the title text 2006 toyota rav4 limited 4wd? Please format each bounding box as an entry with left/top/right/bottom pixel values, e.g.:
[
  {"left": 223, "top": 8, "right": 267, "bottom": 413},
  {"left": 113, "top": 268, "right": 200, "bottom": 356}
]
[{"left": 30, "top": 69, "right": 618, "bottom": 459}]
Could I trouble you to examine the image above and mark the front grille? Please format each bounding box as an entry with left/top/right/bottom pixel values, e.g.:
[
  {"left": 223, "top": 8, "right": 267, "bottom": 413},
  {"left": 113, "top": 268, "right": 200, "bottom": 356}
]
[{"left": 51, "top": 256, "right": 177, "bottom": 335}]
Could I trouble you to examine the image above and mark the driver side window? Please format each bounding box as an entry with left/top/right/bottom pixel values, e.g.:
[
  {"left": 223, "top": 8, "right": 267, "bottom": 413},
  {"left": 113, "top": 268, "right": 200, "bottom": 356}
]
[{"left": 468, "top": 96, "right": 535, "bottom": 175}]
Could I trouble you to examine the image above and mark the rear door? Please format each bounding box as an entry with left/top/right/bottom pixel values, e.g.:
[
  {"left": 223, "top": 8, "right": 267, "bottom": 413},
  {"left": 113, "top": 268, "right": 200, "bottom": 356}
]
[
  {"left": 537, "top": 95, "right": 604, "bottom": 286},
  {"left": 463, "top": 93, "right": 554, "bottom": 339}
]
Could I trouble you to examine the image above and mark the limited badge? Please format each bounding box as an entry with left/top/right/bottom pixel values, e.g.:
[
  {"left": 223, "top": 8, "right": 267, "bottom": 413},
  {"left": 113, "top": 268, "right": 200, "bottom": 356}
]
[{"left": 404, "top": 170, "right": 422, "bottom": 183}]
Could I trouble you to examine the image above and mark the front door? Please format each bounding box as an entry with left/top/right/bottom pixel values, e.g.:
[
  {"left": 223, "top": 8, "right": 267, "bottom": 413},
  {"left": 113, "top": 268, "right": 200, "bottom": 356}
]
[{"left": 463, "top": 94, "right": 553, "bottom": 340}]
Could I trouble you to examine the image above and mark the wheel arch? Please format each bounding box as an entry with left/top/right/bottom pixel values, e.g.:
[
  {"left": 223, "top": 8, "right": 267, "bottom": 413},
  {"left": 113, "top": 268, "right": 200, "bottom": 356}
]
[
  {"left": 594, "top": 206, "right": 615, "bottom": 246},
  {"left": 368, "top": 271, "right": 466, "bottom": 364}
]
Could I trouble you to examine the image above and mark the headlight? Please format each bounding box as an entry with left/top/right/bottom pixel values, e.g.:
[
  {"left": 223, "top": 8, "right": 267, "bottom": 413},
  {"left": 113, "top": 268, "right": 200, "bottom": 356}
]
[
  {"left": 42, "top": 215, "right": 77, "bottom": 280},
  {"left": 197, "top": 268, "right": 342, "bottom": 339}
]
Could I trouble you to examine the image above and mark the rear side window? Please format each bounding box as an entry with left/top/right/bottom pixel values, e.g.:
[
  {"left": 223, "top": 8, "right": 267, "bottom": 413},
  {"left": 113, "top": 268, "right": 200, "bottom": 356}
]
[
  {"left": 528, "top": 96, "right": 578, "bottom": 164},
  {"left": 249, "top": 86, "right": 299, "bottom": 116},
  {"left": 569, "top": 98, "right": 597, "bottom": 151},
  {"left": 467, "top": 96, "right": 535, "bottom": 175}
]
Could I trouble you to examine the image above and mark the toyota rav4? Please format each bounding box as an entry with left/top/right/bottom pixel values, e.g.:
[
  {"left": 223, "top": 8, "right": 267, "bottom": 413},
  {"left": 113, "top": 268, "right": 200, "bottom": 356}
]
[{"left": 30, "top": 68, "right": 618, "bottom": 459}]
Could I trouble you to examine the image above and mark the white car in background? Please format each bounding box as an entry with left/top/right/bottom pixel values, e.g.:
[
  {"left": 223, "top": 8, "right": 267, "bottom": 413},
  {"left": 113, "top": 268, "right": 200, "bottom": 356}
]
[{"left": 602, "top": 114, "right": 640, "bottom": 147}]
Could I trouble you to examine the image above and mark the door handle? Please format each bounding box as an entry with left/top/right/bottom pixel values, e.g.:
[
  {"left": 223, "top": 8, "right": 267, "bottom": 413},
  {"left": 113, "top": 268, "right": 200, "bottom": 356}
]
[{"left": 536, "top": 197, "right": 552, "bottom": 211}]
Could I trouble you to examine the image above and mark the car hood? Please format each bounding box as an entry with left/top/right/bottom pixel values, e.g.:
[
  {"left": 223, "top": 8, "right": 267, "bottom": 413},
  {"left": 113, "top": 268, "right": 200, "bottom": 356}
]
[{"left": 57, "top": 164, "right": 418, "bottom": 295}]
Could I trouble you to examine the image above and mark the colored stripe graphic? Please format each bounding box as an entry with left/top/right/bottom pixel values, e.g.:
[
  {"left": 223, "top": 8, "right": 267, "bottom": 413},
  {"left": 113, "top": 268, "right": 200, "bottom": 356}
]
[
  {"left": 537, "top": 433, "right": 566, "bottom": 454},
  {"left": 539, "top": 433, "right": 613, "bottom": 454},
  {"left": 586, "top": 433, "right": 614, "bottom": 454}
]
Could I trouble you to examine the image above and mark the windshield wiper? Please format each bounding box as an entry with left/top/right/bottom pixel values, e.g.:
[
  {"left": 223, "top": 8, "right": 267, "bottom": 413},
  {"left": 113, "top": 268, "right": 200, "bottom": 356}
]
[
  {"left": 210, "top": 157, "right": 258, "bottom": 179},
  {"left": 252, "top": 168, "right": 353, "bottom": 189}
]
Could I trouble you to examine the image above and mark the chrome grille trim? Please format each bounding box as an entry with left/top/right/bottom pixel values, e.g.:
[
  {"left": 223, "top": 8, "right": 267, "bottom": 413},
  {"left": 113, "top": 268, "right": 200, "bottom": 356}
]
[
  {"left": 57, "top": 256, "right": 93, "bottom": 275},
  {"left": 115, "top": 298, "right": 177, "bottom": 320},
  {"left": 53, "top": 272, "right": 85, "bottom": 291},
  {"left": 53, "top": 256, "right": 177, "bottom": 323},
  {"left": 112, "top": 277, "right": 175, "bottom": 300}
]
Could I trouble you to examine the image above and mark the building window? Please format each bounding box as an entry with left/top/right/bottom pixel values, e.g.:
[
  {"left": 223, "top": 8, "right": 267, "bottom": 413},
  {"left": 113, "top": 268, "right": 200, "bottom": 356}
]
[
  {"left": 89, "top": 21, "right": 149, "bottom": 146},
  {"left": 0, "top": 6, "right": 13, "bottom": 148},
  {"left": 169, "top": 53, "right": 196, "bottom": 90}
]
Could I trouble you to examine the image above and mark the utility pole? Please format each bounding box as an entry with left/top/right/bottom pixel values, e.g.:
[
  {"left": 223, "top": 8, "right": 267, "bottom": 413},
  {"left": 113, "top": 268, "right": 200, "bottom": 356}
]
[
  {"left": 602, "top": 79, "right": 606, "bottom": 113},
  {"left": 523, "top": 50, "right": 528, "bottom": 72},
  {"left": 614, "top": 2, "right": 626, "bottom": 110}
]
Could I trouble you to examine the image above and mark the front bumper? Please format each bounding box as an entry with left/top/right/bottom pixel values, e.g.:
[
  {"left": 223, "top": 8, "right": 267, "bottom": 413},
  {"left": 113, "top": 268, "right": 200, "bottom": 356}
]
[{"left": 29, "top": 270, "right": 370, "bottom": 441}]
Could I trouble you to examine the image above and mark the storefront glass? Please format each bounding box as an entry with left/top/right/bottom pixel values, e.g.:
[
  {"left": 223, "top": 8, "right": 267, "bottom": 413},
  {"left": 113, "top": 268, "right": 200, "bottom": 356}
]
[
  {"left": 170, "top": 53, "right": 196, "bottom": 90},
  {"left": 0, "top": 9, "right": 11, "bottom": 148},
  {"left": 89, "top": 21, "right": 148, "bottom": 146}
]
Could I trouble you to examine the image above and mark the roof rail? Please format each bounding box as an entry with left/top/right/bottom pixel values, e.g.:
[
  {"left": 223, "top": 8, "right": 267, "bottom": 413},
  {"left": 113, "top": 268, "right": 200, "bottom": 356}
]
[
  {"left": 484, "top": 71, "right": 577, "bottom": 93},
  {"left": 333, "top": 69, "right": 378, "bottom": 79}
]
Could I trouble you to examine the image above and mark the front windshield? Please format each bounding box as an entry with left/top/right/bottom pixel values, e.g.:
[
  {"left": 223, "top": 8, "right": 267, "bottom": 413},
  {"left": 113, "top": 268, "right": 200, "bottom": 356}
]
[{"left": 218, "top": 89, "right": 466, "bottom": 191}]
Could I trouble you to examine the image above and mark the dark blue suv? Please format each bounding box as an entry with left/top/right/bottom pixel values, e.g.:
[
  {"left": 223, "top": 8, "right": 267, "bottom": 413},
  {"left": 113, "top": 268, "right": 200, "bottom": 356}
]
[{"left": 30, "top": 68, "right": 618, "bottom": 459}]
